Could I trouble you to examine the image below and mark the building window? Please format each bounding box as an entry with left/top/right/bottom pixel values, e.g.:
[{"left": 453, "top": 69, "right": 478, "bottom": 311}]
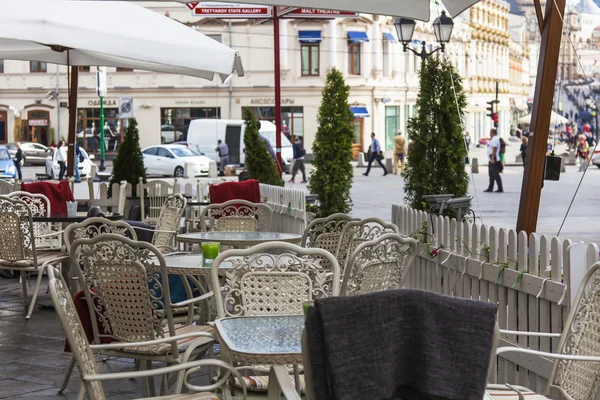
[
  {"left": 78, "top": 66, "right": 90, "bottom": 72},
  {"left": 160, "top": 107, "right": 220, "bottom": 144},
  {"left": 116, "top": 67, "right": 134, "bottom": 72},
  {"left": 348, "top": 43, "right": 361, "bottom": 75},
  {"left": 77, "top": 107, "right": 122, "bottom": 152},
  {"left": 30, "top": 61, "right": 47, "bottom": 73},
  {"left": 243, "top": 106, "right": 304, "bottom": 141},
  {"left": 0, "top": 60, "right": 3, "bottom": 73},
  {"left": 385, "top": 106, "right": 401, "bottom": 150},
  {"left": 301, "top": 44, "right": 320, "bottom": 76},
  {"left": 207, "top": 34, "right": 222, "bottom": 43}
]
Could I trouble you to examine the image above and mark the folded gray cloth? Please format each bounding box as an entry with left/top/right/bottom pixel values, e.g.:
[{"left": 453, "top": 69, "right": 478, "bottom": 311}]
[
  {"left": 306, "top": 289, "right": 497, "bottom": 400},
  {"left": 124, "top": 220, "right": 154, "bottom": 243}
]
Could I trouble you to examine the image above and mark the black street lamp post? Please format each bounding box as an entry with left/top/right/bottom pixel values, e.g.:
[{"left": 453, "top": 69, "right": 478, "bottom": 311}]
[{"left": 394, "top": 11, "right": 454, "bottom": 61}]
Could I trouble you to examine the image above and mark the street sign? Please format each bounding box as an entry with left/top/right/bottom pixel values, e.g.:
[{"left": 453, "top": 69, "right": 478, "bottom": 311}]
[
  {"left": 192, "top": 2, "right": 272, "bottom": 18},
  {"left": 283, "top": 8, "right": 358, "bottom": 17},
  {"left": 96, "top": 66, "right": 107, "bottom": 98}
]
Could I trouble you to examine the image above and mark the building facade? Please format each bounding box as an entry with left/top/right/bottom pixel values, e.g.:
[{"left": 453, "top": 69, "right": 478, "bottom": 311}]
[{"left": 0, "top": 1, "right": 529, "bottom": 155}]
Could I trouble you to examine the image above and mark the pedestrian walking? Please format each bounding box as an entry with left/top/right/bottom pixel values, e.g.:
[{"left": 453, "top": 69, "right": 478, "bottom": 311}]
[
  {"left": 464, "top": 132, "right": 471, "bottom": 151},
  {"left": 363, "top": 132, "right": 388, "bottom": 176},
  {"left": 393, "top": 131, "right": 407, "bottom": 175},
  {"left": 13, "top": 142, "right": 22, "bottom": 182},
  {"left": 74, "top": 143, "right": 82, "bottom": 183},
  {"left": 577, "top": 134, "right": 589, "bottom": 172},
  {"left": 289, "top": 137, "right": 307, "bottom": 183},
  {"left": 215, "top": 139, "right": 229, "bottom": 176},
  {"left": 57, "top": 140, "right": 67, "bottom": 180},
  {"left": 520, "top": 137, "right": 528, "bottom": 167},
  {"left": 484, "top": 128, "right": 503, "bottom": 193}
]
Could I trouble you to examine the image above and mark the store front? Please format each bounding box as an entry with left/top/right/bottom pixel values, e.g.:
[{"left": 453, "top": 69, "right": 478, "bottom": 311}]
[
  {"left": 26, "top": 110, "right": 50, "bottom": 146},
  {"left": 385, "top": 106, "right": 401, "bottom": 151},
  {"left": 0, "top": 110, "right": 7, "bottom": 144},
  {"left": 160, "top": 107, "right": 220, "bottom": 143},
  {"left": 243, "top": 105, "right": 304, "bottom": 141},
  {"left": 350, "top": 106, "right": 369, "bottom": 159},
  {"left": 77, "top": 103, "right": 123, "bottom": 152}
]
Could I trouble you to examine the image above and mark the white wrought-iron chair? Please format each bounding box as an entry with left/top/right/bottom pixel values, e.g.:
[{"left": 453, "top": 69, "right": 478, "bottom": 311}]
[
  {"left": 211, "top": 242, "right": 341, "bottom": 399},
  {"left": 301, "top": 213, "right": 358, "bottom": 250},
  {"left": 86, "top": 176, "right": 95, "bottom": 207},
  {"left": 8, "top": 191, "right": 62, "bottom": 250},
  {"left": 335, "top": 217, "right": 400, "bottom": 279},
  {"left": 46, "top": 266, "right": 246, "bottom": 400},
  {"left": 487, "top": 262, "right": 600, "bottom": 400},
  {"left": 138, "top": 178, "right": 179, "bottom": 225},
  {"left": 134, "top": 193, "right": 187, "bottom": 253},
  {"left": 0, "top": 195, "right": 68, "bottom": 319},
  {"left": 0, "top": 179, "right": 19, "bottom": 194},
  {"left": 341, "top": 233, "right": 419, "bottom": 296},
  {"left": 117, "top": 180, "right": 128, "bottom": 216},
  {"left": 200, "top": 200, "right": 273, "bottom": 233},
  {"left": 70, "top": 234, "right": 216, "bottom": 397}
]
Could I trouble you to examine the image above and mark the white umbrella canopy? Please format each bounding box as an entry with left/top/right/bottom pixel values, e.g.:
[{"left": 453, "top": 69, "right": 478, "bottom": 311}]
[
  {"left": 94, "top": 0, "right": 477, "bottom": 21},
  {"left": 519, "top": 111, "right": 568, "bottom": 125},
  {"left": 0, "top": 0, "right": 244, "bottom": 80}
]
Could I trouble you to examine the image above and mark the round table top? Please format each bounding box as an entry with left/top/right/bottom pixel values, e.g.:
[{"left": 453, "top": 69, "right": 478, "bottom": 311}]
[
  {"left": 33, "top": 213, "right": 124, "bottom": 223},
  {"left": 161, "top": 254, "right": 232, "bottom": 276},
  {"left": 177, "top": 231, "right": 302, "bottom": 246}
]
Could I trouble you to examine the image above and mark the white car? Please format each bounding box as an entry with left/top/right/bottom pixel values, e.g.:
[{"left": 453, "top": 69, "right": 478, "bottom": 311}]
[
  {"left": 161, "top": 124, "right": 184, "bottom": 144},
  {"left": 142, "top": 144, "right": 211, "bottom": 177},
  {"left": 46, "top": 147, "right": 96, "bottom": 179}
]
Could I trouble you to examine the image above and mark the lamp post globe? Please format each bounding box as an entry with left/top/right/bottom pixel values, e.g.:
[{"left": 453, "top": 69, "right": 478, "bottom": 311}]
[
  {"left": 394, "top": 17, "right": 416, "bottom": 44},
  {"left": 432, "top": 11, "right": 454, "bottom": 44}
]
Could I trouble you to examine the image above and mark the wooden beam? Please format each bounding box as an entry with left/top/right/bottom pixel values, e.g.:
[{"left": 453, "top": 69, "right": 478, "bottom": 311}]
[
  {"left": 516, "top": 0, "right": 566, "bottom": 234},
  {"left": 67, "top": 66, "right": 78, "bottom": 178},
  {"left": 533, "top": 0, "right": 544, "bottom": 34}
]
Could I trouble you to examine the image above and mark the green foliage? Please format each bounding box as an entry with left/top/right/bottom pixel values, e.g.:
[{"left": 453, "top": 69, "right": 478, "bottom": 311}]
[
  {"left": 404, "top": 57, "right": 469, "bottom": 213},
  {"left": 109, "top": 118, "right": 146, "bottom": 197},
  {"left": 242, "top": 109, "right": 282, "bottom": 186},
  {"left": 308, "top": 68, "right": 354, "bottom": 218},
  {"left": 49, "top": 127, "right": 55, "bottom": 145}
]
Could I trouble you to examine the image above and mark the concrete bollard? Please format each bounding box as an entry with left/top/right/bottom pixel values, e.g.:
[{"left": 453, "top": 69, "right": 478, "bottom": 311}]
[
  {"left": 90, "top": 164, "right": 98, "bottom": 180},
  {"left": 357, "top": 153, "right": 366, "bottom": 167},
  {"left": 471, "top": 158, "right": 479, "bottom": 173},
  {"left": 385, "top": 157, "right": 393, "bottom": 172},
  {"left": 184, "top": 162, "right": 194, "bottom": 179},
  {"left": 208, "top": 161, "right": 218, "bottom": 178}
]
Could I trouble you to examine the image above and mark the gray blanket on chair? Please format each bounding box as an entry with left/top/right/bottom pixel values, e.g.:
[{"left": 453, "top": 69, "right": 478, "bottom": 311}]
[{"left": 305, "top": 289, "right": 497, "bottom": 400}]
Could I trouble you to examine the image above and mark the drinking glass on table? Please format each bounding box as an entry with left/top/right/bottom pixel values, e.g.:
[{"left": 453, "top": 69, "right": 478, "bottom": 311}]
[{"left": 202, "top": 242, "right": 220, "bottom": 267}]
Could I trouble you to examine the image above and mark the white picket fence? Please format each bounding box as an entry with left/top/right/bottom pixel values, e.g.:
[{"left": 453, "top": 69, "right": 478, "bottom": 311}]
[
  {"left": 82, "top": 180, "right": 308, "bottom": 235},
  {"left": 392, "top": 205, "right": 600, "bottom": 395}
]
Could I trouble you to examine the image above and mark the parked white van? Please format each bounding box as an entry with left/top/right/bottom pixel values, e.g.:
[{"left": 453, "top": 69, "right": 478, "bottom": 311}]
[{"left": 186, "top": 119, "right": 294, "bottom": 172}]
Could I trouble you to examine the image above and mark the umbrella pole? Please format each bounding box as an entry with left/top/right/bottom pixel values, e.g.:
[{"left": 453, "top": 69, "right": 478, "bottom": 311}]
[{"left": 67, "top": 65, "right": 79, "bottom": 178}]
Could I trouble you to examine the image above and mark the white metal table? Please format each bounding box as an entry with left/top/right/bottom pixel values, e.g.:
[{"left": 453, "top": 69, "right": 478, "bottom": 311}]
[{"left": 177, "top": 231, "right": 302, "bottom": 248}]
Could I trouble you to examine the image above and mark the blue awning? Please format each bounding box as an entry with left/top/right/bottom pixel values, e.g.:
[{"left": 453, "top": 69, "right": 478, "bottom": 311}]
[
  {"left": 383, "top": 32, "right": 397, "bottom": 43},
  {"left": 298, "top": 30, "right": 322, "bottom": 43},
  {"left": 350, "top": 106, "right": 370, "bottom": 118},
  {"left": 347, "top": 31, "right": 369, "bottom": 43}
]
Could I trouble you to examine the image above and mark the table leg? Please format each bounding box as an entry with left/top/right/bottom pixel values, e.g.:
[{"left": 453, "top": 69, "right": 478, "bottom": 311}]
[{"left": 293, "top": 364, "right": 301, "bottom": 395}]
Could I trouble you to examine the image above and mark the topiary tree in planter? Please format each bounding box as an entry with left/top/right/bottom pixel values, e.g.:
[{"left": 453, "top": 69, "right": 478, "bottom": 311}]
[
  {"left": 308, "top": 68, "right": 354, "bottom": 218},
  {"left": 109, "top": 118, "right": 146, "bottom": 197},
  {"left": 243, "top": 109, "right": 282, "bottom": 186},
  {"left": 404, "top": 56, "right": 469, "bottom": 213}
]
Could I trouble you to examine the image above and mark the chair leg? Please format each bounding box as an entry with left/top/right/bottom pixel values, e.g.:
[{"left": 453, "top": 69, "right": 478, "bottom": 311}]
[
  {"left": 146, "top": 360, "right": 156, "bottom": 397},
  {"left": 20, "top": 271, "right": 28, "bottom": 307},
  {"left": 25, "top": 268, "right": 45, "bottom": 319},
  {"left": 58, "top": 355, "right": 76, "bottom": 394}
]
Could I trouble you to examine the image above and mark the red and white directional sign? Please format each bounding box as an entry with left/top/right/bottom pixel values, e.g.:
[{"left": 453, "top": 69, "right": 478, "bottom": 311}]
[
  {"left": 192, "top": 2, "right": 272, "bottom": 17},
  {"left": 283, "top": 8, "right": 358, "bottom": 17}
]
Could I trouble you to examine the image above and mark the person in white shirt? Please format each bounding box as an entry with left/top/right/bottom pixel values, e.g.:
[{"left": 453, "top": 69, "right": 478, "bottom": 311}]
[
  {"left": 484, "top": 128, "right": 503, "bottom": 193},
  {"left": 56, "top": 140, "right": 67, "bottom": 180}
]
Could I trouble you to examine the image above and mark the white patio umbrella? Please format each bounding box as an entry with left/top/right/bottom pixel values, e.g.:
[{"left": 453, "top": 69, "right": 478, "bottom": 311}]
[
  {"left": 94, "top": 0, "right": 477, "bottom": 22},
  {"left": 0, "top": 0, "right": 244, "bottom": 175},
  {"left": 519, "top": 111, "right": 568, "bottom": 125}
]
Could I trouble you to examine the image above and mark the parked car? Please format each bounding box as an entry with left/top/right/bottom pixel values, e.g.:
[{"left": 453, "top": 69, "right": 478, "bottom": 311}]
[
  {"left": 590, "top": 149, "right": 600, "bottom": 168},
  {"left": 6, "top": 142, "right": 49, "bottom": 165},
  {"left": 142, "top": 144, "right": 211, "bottom": 177},
  {"left": 46, "top": 147, "right": 96, "bottom": 179},
  {"left": 0, "top": 146, "right": 17, "bottom": 179},
  {"left": 161, "top": 124, "right": 184, "bottom": 144}
]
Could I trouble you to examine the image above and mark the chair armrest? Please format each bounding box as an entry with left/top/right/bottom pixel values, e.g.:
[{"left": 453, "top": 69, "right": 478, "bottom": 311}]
[
  {"left": 497, "top": 346, "right": 600, "bottom": 361},
  {"left": 267, "top": 365, "right": 302, "bottom": 400},
  {"left": 135, "top": 226, "right": 177, "bottom": 234},
  {"left": 89, "top": 331, "right": 215, "bottom": 351},
  {"left": 37, "top": 230, "right": 65, "bottom": 239},
  {"left": 500, "top": 329, "right": 561, "bottom": 338},
  {"left": 171, "top": 291, "right": 214, "bottom": 307}
]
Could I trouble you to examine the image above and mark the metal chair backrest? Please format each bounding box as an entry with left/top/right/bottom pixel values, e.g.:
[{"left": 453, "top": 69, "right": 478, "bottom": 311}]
[
  {"left": 201, "top": 200, "right": 273, "bottom": 233},
  {"left": 47, "top": 267, "right": 105, "bottom": 400},
  {"left": 335, "top": 218, "right": 399, "bottom": 279},
  {"left": 211, "top": 242, "right": 341, "bottom": 319},
  {"left": 547, "top": 262, "right": 600, "bottom": 399},
  {"left": 152, "top": 193, "right": 186, "bottom": 251},
  {"left": 0, "top": 179, "right": 18, "bottom": 195},
  {"left": 301, "top": 213, "right": 357, "bottom": 249},
  {"left": 341, "top": 233, "right": 419, "bottom": 296},
  {"left": 0, "top": 195, "right": 36, "bottom": 264},
  {"left": 7, "top": 191, "right": 53, "bottom": 249},
  {"left": 71, "top": 234, "right": 177, "bottom": 348},
  {"left": 64, "top": 217, "right": 138, "bottom": 251},
  {"left": 138, "top": 178, "right": 179, "bottom": 224}
]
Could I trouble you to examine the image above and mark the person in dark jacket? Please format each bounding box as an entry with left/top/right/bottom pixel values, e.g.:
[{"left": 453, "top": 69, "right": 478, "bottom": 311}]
[
  {"left": 289, "top": 137, "right": 307, "bottom": 183},
  {"left": 13, "top": 142, "right": 22, "bottom": 182}
]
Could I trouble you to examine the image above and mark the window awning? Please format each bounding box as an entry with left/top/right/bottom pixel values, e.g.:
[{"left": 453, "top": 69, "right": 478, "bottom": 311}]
[
  {"left": 350, "top": 106, "right": 370, "bottom": 118},
  {"left": 383, "top": 32, "right": 397, "bottom": 43},
  {"left": 347, "top": 31, "right": 369, "bottom": 43},
  {"left": 298, "top": 30, "right": 322, "bottom": 43}
]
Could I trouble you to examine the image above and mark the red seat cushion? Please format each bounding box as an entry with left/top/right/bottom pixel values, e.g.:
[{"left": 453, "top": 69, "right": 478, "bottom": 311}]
[
  {"left": 209, "top": 179, "right": 260, "bottom": 204},
  {"left": 21, "top": 181, "right": 74, "bottom": 214}
]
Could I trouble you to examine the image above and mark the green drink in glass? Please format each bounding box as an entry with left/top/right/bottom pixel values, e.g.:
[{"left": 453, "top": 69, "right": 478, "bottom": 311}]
[{"left": 202, "top": 242, "right": 220, "bottom": 267}]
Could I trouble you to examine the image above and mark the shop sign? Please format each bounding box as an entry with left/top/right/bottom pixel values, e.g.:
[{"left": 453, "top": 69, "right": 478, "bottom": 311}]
[
  {"left": 174, "top": 100, "right": 206, "bottom": 105},
  {"left": 29, "top": 119, "right": 48, "bottom": 126},
  {"left": 250, "top": 98, "right": 295, "bottom": 105},
  {"left": 87, "top": 99, "right": 117, "bottom": 107},
  {"left": 192, "top": 2, "right": 272, "bottom": 18},
  {"left": 283, "top": 9, "right": 358, "bottom": 18}
]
